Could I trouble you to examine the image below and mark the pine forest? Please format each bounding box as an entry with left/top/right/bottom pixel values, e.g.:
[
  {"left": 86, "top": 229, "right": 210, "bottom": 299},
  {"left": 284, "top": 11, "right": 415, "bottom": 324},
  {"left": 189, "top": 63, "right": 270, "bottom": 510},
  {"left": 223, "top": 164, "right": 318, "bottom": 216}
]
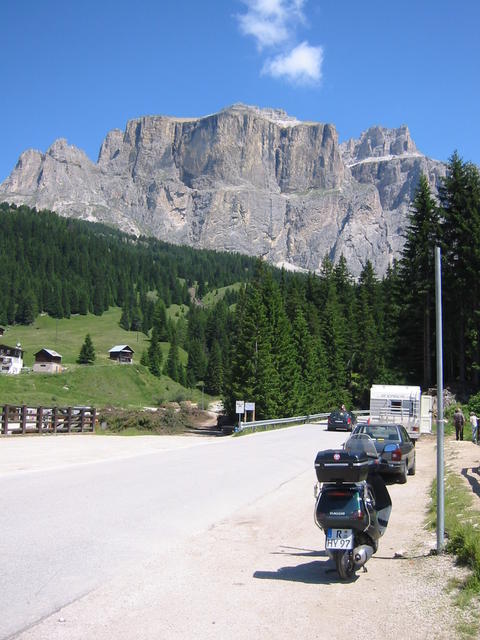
[{"left": 1, "top": 152, "right": 480, "bottom": 418}]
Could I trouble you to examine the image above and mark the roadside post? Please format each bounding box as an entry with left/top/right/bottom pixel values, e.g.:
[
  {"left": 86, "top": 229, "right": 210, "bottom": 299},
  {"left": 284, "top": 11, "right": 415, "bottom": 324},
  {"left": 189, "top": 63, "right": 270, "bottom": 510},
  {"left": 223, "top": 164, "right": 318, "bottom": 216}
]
[{"left": 435, "top": 246, "right": 445, "bottom": 552}]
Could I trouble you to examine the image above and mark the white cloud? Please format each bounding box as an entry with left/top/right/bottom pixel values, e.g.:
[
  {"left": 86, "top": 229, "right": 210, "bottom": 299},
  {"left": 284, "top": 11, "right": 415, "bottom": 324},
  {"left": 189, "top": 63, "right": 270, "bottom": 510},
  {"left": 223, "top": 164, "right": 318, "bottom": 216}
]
[
  {"left": 237, "top": 0, "right": 306, "bottom": 49},
  {"left": 262, "top": 41, "right": 323, "bottom": 84},
  {"left": 236, "top": 1, "right": 323, "bottom": 86}
]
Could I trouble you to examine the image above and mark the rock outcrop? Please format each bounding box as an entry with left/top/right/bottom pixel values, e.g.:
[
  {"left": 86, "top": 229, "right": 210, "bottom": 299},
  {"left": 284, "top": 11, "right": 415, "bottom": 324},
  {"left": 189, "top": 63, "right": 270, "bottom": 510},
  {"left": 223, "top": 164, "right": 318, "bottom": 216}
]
[{"left": 0, "top": 104, "right": 446, "bottom": 276}]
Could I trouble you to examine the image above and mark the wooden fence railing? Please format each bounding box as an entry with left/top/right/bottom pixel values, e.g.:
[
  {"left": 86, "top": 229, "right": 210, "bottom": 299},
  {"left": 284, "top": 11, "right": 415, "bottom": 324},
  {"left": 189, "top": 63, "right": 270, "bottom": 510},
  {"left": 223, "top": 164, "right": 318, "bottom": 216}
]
[{"left": 0, "top": 405, "right": 97, "bottom": 435}]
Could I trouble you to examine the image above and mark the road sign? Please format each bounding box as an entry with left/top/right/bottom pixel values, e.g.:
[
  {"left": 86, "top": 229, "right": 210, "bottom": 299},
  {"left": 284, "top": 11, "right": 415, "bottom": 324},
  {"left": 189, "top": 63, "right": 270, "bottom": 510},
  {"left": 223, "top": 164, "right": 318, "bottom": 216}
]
[
  {"left": 245, "top": 402, "right": 255, "bottom": 411},
  {"left": 236, "top": 401, "right": 245, "bottom": 414}
]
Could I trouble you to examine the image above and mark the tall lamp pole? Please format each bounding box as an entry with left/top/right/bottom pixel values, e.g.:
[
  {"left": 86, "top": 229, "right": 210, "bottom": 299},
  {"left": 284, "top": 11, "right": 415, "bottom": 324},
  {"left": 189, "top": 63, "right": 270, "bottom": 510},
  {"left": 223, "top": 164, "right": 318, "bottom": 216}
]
[{"left": 435, "top": 246, "right": 445, "bottom": 552}]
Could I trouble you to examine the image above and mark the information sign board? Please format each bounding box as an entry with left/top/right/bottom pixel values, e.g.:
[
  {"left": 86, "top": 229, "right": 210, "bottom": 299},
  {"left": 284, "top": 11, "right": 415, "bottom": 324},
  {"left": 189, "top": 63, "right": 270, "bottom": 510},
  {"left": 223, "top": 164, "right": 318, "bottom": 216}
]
[{"left": 235, "top": 400, "right": 245, "bottom": 414}]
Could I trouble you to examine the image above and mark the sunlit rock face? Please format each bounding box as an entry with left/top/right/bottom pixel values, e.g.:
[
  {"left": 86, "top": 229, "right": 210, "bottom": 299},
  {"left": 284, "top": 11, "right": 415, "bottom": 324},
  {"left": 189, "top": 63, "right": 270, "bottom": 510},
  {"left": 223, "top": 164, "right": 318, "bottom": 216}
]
[{"left": 0, "top": 104, "right": 445, "bottom": 277}]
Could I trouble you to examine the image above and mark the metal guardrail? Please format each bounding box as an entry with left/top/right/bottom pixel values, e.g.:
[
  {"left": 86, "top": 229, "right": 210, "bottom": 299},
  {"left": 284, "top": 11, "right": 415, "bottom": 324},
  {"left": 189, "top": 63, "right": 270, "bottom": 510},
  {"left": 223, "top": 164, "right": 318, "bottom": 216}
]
[{"left": 237, "top": 410, "right": 370, "bottom": 433}]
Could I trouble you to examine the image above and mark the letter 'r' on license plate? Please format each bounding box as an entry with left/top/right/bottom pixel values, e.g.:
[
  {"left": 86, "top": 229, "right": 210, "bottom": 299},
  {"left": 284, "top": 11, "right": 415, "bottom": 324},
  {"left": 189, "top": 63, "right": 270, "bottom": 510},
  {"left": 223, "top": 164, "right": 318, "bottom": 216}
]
[{"left": 326, "top": 528, "right": 354, "bottom": 549}]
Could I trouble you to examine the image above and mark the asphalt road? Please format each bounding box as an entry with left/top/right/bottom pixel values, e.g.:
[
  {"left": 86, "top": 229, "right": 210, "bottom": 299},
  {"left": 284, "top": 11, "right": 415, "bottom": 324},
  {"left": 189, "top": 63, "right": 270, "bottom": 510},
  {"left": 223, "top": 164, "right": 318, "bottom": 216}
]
[{"left": 0, "top": 425, "right": 346, "bottom": 639}]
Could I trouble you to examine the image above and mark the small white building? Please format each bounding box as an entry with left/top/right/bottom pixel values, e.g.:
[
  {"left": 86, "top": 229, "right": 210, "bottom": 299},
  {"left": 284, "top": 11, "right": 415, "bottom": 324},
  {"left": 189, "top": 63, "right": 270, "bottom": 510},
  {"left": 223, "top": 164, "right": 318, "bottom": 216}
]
[
  {"left": 0, "top": 343, "right": 24, "bottom": 375},
  {"left": 33, "top": 348, "right": 64, "bottom": 374}
]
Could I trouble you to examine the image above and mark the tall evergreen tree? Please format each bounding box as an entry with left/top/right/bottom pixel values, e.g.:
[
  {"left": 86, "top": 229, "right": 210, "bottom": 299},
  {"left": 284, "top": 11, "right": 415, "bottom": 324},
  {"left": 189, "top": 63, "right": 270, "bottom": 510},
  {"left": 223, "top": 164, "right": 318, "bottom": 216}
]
[
  {"left": 147, "top": 332, "right": 163, "bottom": 377},
  {"left": 226, "top": 281, "right": 279, "bottom": 419},
  {"left": 77, "top": 334, "right": 96, "bottom": 364},
  {"left": 204, "top": 341, "right": 224, "bottom": 395},
  {"left": 321, "top": 276, "right": 349, "bottom": 406},
  {"left": 261, "top": 270, "right": 300, "bottom": 416},
  {"left": 398, "top": 174, "right": 440, "bottom": 387},
  {"left": 152, "top": 299, "right": 169, "bottom": 341},
  {"left": 439, "top": 153, "right": 480, "bottom": 388},
  {"left": 186, "top": 339, "right": 207, "bottom": 387},
  {"left": 164, "top": 330, "right": 181, "bottom": 382}
]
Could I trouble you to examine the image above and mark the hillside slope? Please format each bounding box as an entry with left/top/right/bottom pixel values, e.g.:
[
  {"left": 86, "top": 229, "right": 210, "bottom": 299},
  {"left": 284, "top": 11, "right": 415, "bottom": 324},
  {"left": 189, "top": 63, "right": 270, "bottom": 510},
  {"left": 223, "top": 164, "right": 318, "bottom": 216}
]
[{"left": 0, "top": 309, "right": 207, "bottom": 409}]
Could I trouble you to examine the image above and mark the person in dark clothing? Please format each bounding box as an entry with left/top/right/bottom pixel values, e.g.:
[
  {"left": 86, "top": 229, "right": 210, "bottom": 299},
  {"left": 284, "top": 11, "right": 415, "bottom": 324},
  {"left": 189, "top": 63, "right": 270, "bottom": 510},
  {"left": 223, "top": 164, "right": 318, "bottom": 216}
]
[{"left": 453, "top": 407, "right": 465, "bottom": 441}]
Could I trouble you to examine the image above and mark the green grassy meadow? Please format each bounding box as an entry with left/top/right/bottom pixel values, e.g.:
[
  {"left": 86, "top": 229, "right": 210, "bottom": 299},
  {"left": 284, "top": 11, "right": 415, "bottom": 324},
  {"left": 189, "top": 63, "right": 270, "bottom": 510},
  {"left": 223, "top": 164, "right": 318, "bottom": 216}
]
[
  {"left": 0, "top": 308, "right": 210, "bottom": 409},
  {"left": 202, "top": 283, "right": 242, "bottom": 306}
]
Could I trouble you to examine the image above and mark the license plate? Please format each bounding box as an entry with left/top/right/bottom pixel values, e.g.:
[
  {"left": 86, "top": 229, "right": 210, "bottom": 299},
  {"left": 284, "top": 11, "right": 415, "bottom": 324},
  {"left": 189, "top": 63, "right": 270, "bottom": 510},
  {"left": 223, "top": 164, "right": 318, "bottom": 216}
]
[{"left": 326, "top": 528, "right": 354, "bottom": 549}]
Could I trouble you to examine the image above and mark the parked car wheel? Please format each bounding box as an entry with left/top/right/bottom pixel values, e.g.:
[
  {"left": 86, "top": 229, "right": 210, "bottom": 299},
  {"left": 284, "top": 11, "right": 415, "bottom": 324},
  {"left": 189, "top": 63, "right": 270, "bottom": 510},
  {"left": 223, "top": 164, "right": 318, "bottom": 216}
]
[
  {"left": 398, "top": 462, "right": 408, "bottom": 484},
  {"left": 408, "top": 454, "right": 416, "bottom": 476}
]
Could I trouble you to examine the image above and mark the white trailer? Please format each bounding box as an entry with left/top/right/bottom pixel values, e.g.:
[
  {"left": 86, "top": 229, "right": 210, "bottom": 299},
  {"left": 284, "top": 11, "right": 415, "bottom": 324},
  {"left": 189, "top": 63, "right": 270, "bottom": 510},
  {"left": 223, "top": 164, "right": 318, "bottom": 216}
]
[{"left": 369, "top": 385, "right": 432, "bottom": 440}]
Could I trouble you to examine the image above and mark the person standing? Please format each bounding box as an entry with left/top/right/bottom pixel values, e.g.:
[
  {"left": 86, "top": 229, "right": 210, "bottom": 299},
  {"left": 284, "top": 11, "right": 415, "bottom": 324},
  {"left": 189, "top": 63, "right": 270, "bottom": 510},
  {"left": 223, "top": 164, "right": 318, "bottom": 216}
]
[
  {"left": 453, "top": 407, "right": 465, "bottom": 441},
  {"left": 470, "top": 411, "right": 478, "bottom": 444}
]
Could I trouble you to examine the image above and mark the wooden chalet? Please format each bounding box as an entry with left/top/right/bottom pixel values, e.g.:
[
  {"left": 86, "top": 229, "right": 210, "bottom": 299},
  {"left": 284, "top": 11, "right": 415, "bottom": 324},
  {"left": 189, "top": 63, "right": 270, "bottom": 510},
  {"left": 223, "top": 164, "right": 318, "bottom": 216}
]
[
  {"left": 108, "top": 345, "right": 134, "bottom": 364},
  {"left": 33, "top": 348, "right": 64, "bottom": 374}
]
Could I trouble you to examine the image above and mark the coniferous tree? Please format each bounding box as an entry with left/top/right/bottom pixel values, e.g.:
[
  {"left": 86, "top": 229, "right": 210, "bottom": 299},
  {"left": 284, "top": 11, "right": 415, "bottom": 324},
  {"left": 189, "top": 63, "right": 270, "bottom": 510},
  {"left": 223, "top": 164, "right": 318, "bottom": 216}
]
[
  {"left": 227, "top": 280, "right": 279, "bottom": 419},
  {"left": 6, "top": 296, "right": 15, "bottom": 325},
  {"left": 439, "top": 154, "right": 480, "bottom": 388},
  {"left": 77, "top": 334, "right": 96, "bottom": 364},
  {"left": 321, "top": 275, "right": 349, "bottom": 407},
  {"left": 147, "top": 333, "right": 163, "bottom": 377},
  {"left": 398, "top": 174, "right": 440, "bottom": 386},
  {"left": 130, "top": 305, "right": 142, "bottom": 332},
  {"left": 15, "top": 290, "right": 36, "bottom": 325},
  {"left": 78, "top": 289, "right": 89, "bottom": 315},
  {"left": 186, "top": 339, "right": 207, "bottom": 388},
  {"left": 292, "top": 308, "right": 318, "bottom": 413},
  {"left": 164, "top": 330, "right": 181, "bottom": 382},
  {"left": 0, "top": 298, "right": 7, "bottom": 325},
  {"left": 262, "top": 272, "right": 300, "bottom": 416},
  {"left": 119, "top": 305, "right": 131, "bottom": 331},
  {"left": 353, "top": 262, "right": 386, "bottom": 404},
  {"left": 204, "top": 341, "right": 224, "bottom": 395},
  {"left": 178, "top": 363, "right": 187, "bottom": 388},
  {"left": 152, "top": 299, "right": 169, "bottom": 341}
]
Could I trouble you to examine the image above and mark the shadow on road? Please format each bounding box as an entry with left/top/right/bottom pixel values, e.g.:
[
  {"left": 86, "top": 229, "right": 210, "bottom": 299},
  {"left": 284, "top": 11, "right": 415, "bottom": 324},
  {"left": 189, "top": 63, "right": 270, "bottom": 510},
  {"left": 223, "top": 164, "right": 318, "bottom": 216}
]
[
  {"left": 253, "top": 546, "right": 355, "bottom": 584},
  {"left": 271, "top": 545, "right": 326, "bottom": 558},
  {"left": 461, "top": 465, "right": 480, "bottom": 499},
  {"left": 253, "top": 559, "right": 349, "bottom": 584},
  {"left": 253, "top": 544, "right": 435, "bottom": 584}
]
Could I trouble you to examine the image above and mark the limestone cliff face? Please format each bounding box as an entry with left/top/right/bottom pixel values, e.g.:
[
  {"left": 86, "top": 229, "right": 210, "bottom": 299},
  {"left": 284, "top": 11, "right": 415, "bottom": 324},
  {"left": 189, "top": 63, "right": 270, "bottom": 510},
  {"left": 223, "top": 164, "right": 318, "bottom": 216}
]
[{"left": 0, "top": 105, "right": 445, "bottom": 276}]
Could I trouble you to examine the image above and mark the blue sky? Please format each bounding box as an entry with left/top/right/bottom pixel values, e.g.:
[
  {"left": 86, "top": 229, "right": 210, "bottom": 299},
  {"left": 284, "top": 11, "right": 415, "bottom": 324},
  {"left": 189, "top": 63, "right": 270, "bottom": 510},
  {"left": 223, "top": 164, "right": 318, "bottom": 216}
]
[{"left": 1, "top": 0, "right": 479, "bottom": 182}]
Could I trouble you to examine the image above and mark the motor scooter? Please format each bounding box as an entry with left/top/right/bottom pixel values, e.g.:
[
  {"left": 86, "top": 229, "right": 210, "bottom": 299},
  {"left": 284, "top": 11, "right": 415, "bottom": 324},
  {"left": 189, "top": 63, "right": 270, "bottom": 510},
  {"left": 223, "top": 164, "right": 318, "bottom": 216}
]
[{"left": 314, "top": 434, "right": 392, "bottom": 580}]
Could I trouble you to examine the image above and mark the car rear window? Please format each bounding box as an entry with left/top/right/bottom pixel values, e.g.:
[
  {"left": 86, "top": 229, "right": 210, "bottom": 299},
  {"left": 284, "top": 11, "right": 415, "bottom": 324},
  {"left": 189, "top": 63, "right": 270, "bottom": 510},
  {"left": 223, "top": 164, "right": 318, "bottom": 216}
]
[{"left": 364, "top": 426, "right": 399, "bottom": 440}]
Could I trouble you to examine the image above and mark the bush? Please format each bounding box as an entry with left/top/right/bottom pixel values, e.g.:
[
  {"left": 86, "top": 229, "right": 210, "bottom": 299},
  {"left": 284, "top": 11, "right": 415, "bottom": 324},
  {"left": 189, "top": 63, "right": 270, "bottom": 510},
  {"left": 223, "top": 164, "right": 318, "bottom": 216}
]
[{"left": 98, "top": 404, "right": 202, "bottom": 435}]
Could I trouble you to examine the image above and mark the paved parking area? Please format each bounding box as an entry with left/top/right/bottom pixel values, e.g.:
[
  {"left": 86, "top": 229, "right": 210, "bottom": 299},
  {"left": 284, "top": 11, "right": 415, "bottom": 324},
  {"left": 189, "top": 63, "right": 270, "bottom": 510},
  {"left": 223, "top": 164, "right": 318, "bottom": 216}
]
[{"left": 0, "top": 433, "right": 217, "bottom": 476}]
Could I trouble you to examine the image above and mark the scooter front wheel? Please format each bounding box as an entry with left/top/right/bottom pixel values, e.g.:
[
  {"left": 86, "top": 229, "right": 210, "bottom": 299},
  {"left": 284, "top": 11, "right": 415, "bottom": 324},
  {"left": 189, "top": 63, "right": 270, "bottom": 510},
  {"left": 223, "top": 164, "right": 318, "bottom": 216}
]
[{"left": 335, "top": 550, "right": 355, "bottom": 580}]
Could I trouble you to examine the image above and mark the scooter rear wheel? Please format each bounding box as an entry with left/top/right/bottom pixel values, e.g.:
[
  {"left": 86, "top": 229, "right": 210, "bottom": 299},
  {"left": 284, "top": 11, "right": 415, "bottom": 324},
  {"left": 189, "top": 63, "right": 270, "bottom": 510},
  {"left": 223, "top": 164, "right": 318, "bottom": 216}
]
[{"left": 335, "top": 550, "right": 355, "bottom": 580}]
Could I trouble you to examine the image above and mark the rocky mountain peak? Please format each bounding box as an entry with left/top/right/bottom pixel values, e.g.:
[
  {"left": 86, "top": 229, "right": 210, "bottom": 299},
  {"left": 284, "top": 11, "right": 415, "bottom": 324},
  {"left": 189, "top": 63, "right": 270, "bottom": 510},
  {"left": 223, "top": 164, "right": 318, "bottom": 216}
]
[
  {"left": 46, "top": 138, "right": 94, "bottom": 166},
  {"left": 340, "top": 125, "right": 421, "bottom": 167},
  {"left": 223, "top": 103, "right": 302, "bottom": 127},
  {"left": 0, "top": 105, "right": 446, "bottom": 277}
]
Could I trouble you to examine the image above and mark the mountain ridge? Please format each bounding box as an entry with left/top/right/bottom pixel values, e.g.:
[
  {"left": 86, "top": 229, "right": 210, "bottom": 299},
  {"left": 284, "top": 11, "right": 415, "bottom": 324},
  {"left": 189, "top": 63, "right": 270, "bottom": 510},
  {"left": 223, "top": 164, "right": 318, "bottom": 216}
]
[{"left": 0, "top": 104, "right": 446, "bottom": 276}]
